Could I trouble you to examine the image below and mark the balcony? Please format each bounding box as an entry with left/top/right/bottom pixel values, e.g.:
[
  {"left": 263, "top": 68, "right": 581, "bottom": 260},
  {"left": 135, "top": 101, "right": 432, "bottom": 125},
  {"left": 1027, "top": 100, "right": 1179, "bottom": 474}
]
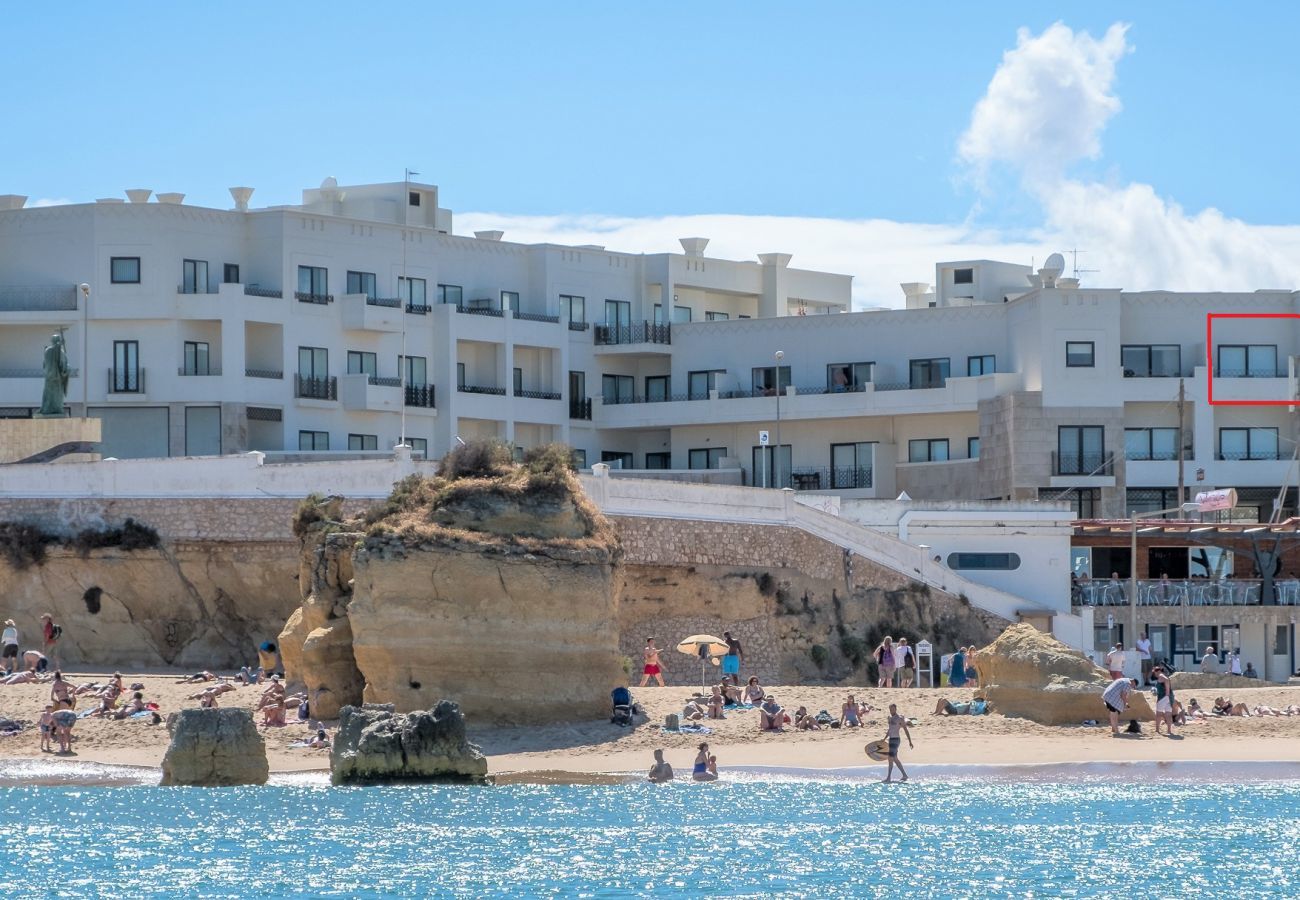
[
  {"left": 0, "top": 286, "right": 79, "bottom": 312},
  {"left": 177, "top": 367, "right": 222, "bottom": 377},
  {"left": 294, "top": 374, "right": 337, "bottom": 400},
  {"left": 513, "top": 310, "right": 560, "bottom": 324},
  {"left": 568, "top": 321, "right": 591, "bottom": 332},
  {"left": 1217, "top": 451, "right": 1280, "bottom": 461},
  {"left": 406, "top": 303, "right": 431, "bottom": 315},
  {"left": 405, "top": 384, "right": 436, "bottom": 409},
  {"left": 787, "top": 466, "right": 873, "bottom": 491},
  {"left": 108, "top": 368, "right": 145, "bottom": 394},
  {"left": 1052, "top": 452, "right": 1115, "bottom": 476},
  {"left": 1074, "top": 578, "right": 1300, "bottom": 608},
  {"left": 243, "top": 285, "right": 282, "bottom": 299},
  {"left": 295, "top": 291, "right": 334, "bottom": 305},
  {"left": 341, "top": 293, "right": 401, "bottom": 332},
  {"left": 569, "top": 398, "right": 592, "bottom": 420},
  {"left": 339, "top": 373, "right": 400, "bottom": 412},
  {"left": 514, "top": 388, "right": 562, "bottom": 400},
  {"left": 458, "top": 384, "right": 506, "bottom": 396},
  {"left": 454, "top": 304, "right": 504, "bottom": 318},
  {"left": 245, "top": 368, "right": 283, "bottom": 380},
  {"left": 1214, "top": 367, "right": 1288, "bottom": 378},
  {"left": 594, "top": 321, "right": 671, "bottom": 347}
]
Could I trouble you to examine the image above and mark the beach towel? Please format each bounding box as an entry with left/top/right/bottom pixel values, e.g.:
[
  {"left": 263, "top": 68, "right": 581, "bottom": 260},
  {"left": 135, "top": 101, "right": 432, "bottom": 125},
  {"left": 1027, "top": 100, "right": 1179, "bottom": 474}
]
[
  {"left": 130, "top": 710, "right": 154, "bottom": 720},
  {"left": 660, "top": 724, "right": 712, "bottom": 735},
  {"left": 77, "top": 708, "right": 97, "bottom": 719}
]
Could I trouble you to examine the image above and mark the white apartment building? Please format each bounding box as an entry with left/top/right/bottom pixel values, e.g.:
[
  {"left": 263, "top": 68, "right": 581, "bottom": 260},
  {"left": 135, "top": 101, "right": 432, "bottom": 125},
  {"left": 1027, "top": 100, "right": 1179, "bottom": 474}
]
[{"left": 1, "top": 183, "right": 1298, "bottom": 530}]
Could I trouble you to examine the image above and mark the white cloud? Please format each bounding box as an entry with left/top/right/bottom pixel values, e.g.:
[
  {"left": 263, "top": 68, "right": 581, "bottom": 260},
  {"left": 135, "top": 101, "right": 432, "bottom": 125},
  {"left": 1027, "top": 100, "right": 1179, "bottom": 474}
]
[{"left": 461, "top": 22, "right": 1300, "bottom": 308}]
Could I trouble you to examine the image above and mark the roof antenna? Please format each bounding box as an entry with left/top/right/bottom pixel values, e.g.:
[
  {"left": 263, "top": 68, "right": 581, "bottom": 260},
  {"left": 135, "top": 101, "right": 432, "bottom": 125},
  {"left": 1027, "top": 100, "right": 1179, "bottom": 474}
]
[{"left": 1067, "top": 248, "right": 1100, "bottom": 280}]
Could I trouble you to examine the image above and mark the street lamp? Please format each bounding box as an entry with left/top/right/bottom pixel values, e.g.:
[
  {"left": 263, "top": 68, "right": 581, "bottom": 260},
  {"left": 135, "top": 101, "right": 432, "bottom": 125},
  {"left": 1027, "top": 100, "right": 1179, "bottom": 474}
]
[
  {"left": 774, "top": 349, "right": 784, "bottom": 488},
  {"left": 79, "top": 283, "right": 90, "bottom": 416}
]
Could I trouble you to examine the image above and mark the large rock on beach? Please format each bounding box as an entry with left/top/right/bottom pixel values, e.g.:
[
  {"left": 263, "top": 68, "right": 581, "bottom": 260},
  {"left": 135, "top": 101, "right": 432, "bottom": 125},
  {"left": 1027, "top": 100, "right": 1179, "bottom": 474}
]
[
  {"left": 973, "top": 623, "right": 1153, "bottom": 725},
  {"left": 160, "top": 708, "right": 269, "bottom": 786},
  {"left": 329, "top": 701, "right": 488, "bottom": 784}
]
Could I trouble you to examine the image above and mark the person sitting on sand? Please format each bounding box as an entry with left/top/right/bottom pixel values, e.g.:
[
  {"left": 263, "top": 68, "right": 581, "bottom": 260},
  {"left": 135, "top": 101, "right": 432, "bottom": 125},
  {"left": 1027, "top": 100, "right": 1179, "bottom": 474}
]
[
  {"left": 682, "top": 696, "right": 707, "bottom": 721},
  {"left": 261, "top": 696, "right": 288, "bottom": 727},
  {"left": 707, "top": 687, "right": 726, "bottom": 720},
  {"left": 720, "top": 681, "right": 742, "bottom": 706},
  {"left": 760, "top": 695, "right": 785, "bottom": 732},
  {"left": 933, "top": 697, "right": 981, "bottom": 716},
  {"left": 1186, "top": 699, "right": 1209, "bottom": 720},
  {"left": 648, "top": 748, "right": 674, "bottom": 783},
  {"left": 1170, "top": 699, "right": 1187, "bottom": 727},
  {"left": 794, "top": 706, "right": 820, "bottom": 731},
  {"left": 743, "top": 676, "right": 765, "bottom": 706},
  {"left": 111, "top": 691, "right": 147, "bottom": 720},
  {"left": 93, "top": 674, "right": 125, "bottom": 716},
  {"left": 692, "top": 742, "right": 718, "bottom": 781},
  {"left": 309, "top": 728, "right": 330, "bottom": 749},
  {"left": 175, "top": 671, "right": 218, "bottom": 684},
  {"left": 840, "top": 695, "right": 862, "bottom": 728}
]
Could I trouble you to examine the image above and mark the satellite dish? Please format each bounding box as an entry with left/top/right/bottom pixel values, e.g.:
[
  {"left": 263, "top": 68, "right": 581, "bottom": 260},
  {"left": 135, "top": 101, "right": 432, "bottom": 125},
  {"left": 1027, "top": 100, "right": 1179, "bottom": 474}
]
[{"left": 1040, "top": 252, "right": 1065, "bottom": 287}]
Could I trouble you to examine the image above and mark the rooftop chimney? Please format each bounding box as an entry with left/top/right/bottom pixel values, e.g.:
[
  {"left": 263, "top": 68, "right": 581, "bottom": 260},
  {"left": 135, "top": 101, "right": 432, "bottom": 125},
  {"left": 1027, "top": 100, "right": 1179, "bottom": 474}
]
[
  {"left": 0, "top": 195, "right": 27, "bottom": 211},
  {"left": 679, "top": 237, "right": 709, "bottom": 257},
  {"left": 474, "top": 230, "right": 504, "bottom": 241},
  {"left": 156, "top": 192, "right": 185, "bottom": 205},
  {"left": 125, "top": 189, "right": 152, "bottom": 204},
  {"left": 229, "top": 186, "right": 254, "bottom": 211},
  {"left": 758, "top": 252, "right": 793, "bottom": 268}
]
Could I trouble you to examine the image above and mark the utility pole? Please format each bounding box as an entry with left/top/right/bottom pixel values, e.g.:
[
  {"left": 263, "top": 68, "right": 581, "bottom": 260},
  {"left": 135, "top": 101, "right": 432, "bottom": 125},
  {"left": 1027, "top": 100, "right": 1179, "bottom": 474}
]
[{"left": 1177, "top": 378, "right": 1186, "bottom": 504}]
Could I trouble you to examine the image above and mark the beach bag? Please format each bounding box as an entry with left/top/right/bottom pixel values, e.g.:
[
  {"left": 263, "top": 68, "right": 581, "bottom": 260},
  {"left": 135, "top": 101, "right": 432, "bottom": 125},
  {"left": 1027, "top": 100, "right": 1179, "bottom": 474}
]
[
  {"left": 49, "top": 624, "right": 63, "bottom": 641},
  {"left": 664, "top": 713, "right": 680, "bottom": 731}
]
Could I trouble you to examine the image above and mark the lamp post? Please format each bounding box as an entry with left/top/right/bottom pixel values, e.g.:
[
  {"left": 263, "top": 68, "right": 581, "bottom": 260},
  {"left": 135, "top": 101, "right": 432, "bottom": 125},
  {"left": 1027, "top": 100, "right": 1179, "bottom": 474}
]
[
  {"left": 79, "top": 283, "right": 89, "bottom": 416},
  {"left": 774, "top": 349, "right": 784, "bottom": 488}
]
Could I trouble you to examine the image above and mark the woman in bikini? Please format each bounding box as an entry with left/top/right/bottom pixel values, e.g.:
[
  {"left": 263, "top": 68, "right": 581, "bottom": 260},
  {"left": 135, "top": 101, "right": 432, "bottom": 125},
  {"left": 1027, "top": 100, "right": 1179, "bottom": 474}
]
[
  {"left": 840, "top": 694, "right": 862, "bottom": 728},
  {"left": 50, "top": 671, "right": 74, "bottom": 710},
  {"left": 743, "top": 676, "right": 765, "bottom": 706}
]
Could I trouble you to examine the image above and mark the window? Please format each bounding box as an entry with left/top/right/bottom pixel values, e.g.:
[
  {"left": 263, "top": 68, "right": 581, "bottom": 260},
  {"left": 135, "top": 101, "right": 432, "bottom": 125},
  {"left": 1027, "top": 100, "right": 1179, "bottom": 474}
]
[
  {"left": 600, "top": 451, "right": 633, "bottom": 469},
  {"left": 1095, "top": 623, "right": 1124, "bottom": 650},
  {"left": 953, "top": 268, "right": 973, "bottom": 285},
  {"left": 1217, "top": 344, "right": 1279, "bottom": 378},
  {"left": 689, "top": 447, "right": 727, "bottom": 470},
  {"left": 1127, "top": 488, "right": 1180, "bottom": 517},
  {"left": 348, "top": 434, "right": 378, "bottom": 451},
  {"left": 1125, "top": 427, "right": 1179, "bottom": 460},
  {"left": 827, "top": 362, "right": 872, "bottom": 392},
  {"left": 752, "top": 445, "right": 792, "bottom": 488},
  {"left": 346, "top": 351, "right": 377, "bottom": 377},
  {"left": 604, "top": 299, "right": 631, "bottom": 326},
  {"left": 399, "top": 277, "right": 427, "bottom": 307},
  {"left": 645, "top": 452, "right": 671, "bottom": 469},
  {"left": 1057, "top": 425, "right": 1105, "bottom": 474},
  {"left": 571, "top": 449, "right": 587, "bottom": 469},
  {"left": 111, "top": 257, "right": 140, "bottom": 284},
  {"left": 909, "top": 357, "right": 949, "bottom": 389},
  {"left": 751, "top": 366, "right": 791, "bottom": 396},
  {"left": 1275, "top": 625, "right": 1289, "bottom": 657},
  {"left": 569, "top": 370, "right": 586, "bottom": 399},
  {"left": 602, "top": 374, "right": 634, "bottom": 404},
  {"left": 298, "top": 346, "right": 328, "bottom": 379},
  {"left": 1122, "top": 344, "right": 1181, "bottom": 378},
  {"left": 967, "top": 355, "right": 995, "bottom": 376},
  {"left": 967, "top": 437, "right": 981, "bottom": 459},
  {"left": 298, "top": 430, "right": 329, "bottom": 451},
  {"left": 223, "top": 263, "right": 240, "bottom": 284},
  {"left": 437, "top": 284, "right": 463, "bottom": 306},
  {"left": 182, "top": 259, "right": 209, "bottom": 294},
  {"left": 347, "top": 271, "right": 377, "bottom": 299},
  {"left": 1043, "top": 487, "right": 1100, "bottom": 519},
  {"left": 908, "top": 439, "right": 949, "bottom": 463},
  {"left": 513, "top": 367, "right": 523, "bottom": 395},
  {"left": 408, "top": 191, "right": 420, "bottom": 207},
  {"left": 561, "top": 295, "right": 585, "bottom": 325},
  {"left": 1065, "top": 341, "right": 1095, "bottom": 367},
  {"left": 705, "top": 311, "right": 729, "bottom": 321},
  {"left": 405, "top": 437, "right": 428, "bottom": 457},
  {"left": 182, "top": 341, "right": 210, "bottom": 376},
  {"left": 830, "top": 442, "right": 873, "bottom": 488},
  {"left": 673, "top": 305, "right": 692, "bottom": 323},
  {"left": 645, "top": 375, "right": 669, "bottom": 402},
  {"left": 401, "top": 355, "right": 427, "bottom": 387},
  {"left": 500, "top": 291, "right": 519, "bottom": 312},
  {"left": 688, "top": 370, "right": 724, "bottom": 399},
  {"left": 946, "top": 552, "right": 1021, "bottom": 571},
  {"left": 297, "top": 265, "right": 328, "bottom": 298},
  {"left": 456, "top": 362, "right": 465, "bottom": 388},
  {"left": 1218, "top": 427, "right": 1279, "bottom": 460},
  {"left": 112, "top": 340, "right": 140, "bottom": 392}
]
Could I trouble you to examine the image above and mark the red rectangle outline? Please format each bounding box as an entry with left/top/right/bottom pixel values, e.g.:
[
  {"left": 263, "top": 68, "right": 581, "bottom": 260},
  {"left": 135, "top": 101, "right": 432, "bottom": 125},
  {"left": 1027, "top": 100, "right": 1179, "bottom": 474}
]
[{"left": 1206, "top": 312, "right": 1299, "bottom": 406}]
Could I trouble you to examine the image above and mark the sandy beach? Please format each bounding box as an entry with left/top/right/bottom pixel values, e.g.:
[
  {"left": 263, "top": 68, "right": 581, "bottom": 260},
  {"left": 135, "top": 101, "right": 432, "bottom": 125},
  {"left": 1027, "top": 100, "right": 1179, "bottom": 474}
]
[{"left": 2, "top": 673, "right": 1299, "bottom": 780}]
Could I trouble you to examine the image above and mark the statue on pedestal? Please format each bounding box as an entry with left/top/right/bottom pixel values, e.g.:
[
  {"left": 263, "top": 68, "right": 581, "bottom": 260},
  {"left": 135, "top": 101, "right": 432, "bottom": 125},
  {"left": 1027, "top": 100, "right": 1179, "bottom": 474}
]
[{"left": 37, "top": 331, "right": 69, "bottom": 417}]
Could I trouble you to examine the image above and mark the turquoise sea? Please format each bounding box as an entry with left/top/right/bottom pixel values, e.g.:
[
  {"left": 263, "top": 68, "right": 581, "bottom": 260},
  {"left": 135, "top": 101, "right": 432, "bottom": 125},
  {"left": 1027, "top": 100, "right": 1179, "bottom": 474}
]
[{"left": 2, "top": 768, "right": 1298, "bottom": 898}]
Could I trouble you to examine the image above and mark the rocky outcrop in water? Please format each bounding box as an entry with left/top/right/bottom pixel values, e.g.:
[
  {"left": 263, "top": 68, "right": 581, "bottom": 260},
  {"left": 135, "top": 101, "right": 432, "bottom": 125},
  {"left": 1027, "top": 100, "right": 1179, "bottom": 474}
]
[
  {"left": 973, "top": 623, "right": 1153, "bottom": 725},
  {"left": 160, "top": 708, "right": 269, "bottom": 786},
  {"left": 329, "top": 701, "right": 488, "bottom": 784}
]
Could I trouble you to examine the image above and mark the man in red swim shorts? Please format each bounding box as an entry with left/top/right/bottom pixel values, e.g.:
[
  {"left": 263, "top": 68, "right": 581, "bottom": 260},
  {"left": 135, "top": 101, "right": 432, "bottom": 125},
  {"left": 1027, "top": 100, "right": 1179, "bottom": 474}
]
[{"left": 639, "top": 636, "right": 666, "bottom": 687}]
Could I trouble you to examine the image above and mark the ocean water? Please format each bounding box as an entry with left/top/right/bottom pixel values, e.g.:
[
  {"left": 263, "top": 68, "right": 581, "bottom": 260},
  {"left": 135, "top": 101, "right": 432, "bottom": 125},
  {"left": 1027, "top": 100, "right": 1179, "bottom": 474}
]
[{"left": 2, "top": 772, "right": 1298, "bottom": 898}]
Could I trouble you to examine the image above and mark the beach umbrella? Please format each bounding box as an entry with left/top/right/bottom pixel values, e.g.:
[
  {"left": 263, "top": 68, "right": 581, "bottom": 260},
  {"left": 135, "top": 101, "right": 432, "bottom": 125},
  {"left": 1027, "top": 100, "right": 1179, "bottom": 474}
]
[{"left": 676, "top": 634, "right": 729, "bottom": 690}]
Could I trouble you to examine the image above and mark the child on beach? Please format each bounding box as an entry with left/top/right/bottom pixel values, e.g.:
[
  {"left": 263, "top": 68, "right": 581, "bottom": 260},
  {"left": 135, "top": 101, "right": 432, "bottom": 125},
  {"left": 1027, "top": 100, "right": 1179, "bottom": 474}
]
[{"left": 39, "top": 704, "right": 54, "bottom": 752}]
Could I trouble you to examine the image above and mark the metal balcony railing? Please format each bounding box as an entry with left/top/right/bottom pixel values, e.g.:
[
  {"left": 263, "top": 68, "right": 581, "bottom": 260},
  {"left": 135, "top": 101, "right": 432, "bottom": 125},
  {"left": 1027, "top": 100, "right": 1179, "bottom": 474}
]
[
  {"left": 1214, "top": 367, "right": 1287, "bottom": 378},
  {"left": 405, "top": 303, "right": 431, "bottom": 315},
  {"left": 365, "top": 375, "right": 402, "bottom": 387},
  {"left": 455, "top": 304, "right": 504, "bottom": 318},
  {"left": 594, "top": 321, "right": 670, "bottom": 346},
  {"left": 515, "top": 388, "right": 562, "bottom": 400},
  {"left": 794, "top": 383, "right": 870, "bottom": 396},
  {"left": 567, "top": 321, "right": 590, "bottom": 332},
  {"left": 513, "top": 310, "right": 560, "bottom": 324},
  {"left": 1217, "top": 450, "right": 1280, "bottom": 461},
  {"left": 1124, "top": 449, "right": 1191, "bottom": 461},
  {"left": 294, "top": 374, "right": 337, "bottom": 400},
  {"left": 243, "top": 286, "right": 282, "bottom": 299},
  {"left": 108, "top": 368, "right": 145, "bottom": 394},
  {"left": 295, "top": 291, "right": 334, "bottom": 305},
  {"left": 787, "top": 467, "right": 874, "bottom": 491},
  {"left": 404, "top": 384, "right": 436, "bottom": 408},
  {"left": 178, "top": 367, "right": 221, "bottom": 376},
  {"left": 365, "top": 297, "right": 403, "bottom": 308},
  {"left": 458, "top": 384, "right": 506, "bottom": 395},
  {"left": 1074, "top": 579, "right": 1300, "bottom": 608},
  {"left": 603, "top": 392, "right": 696, "bottom": 405},
  {"left": 1051, "top": 451, "right": 1115, "bottom": 476},
  {"left": 245, "top": 368, "right": 283, "bottom": 379},
  {"left": 569, "top": 398, "right": 592, "bottom": 420},
  {"left": 0, "top": 286, "right": 78, "bottom": 311}
]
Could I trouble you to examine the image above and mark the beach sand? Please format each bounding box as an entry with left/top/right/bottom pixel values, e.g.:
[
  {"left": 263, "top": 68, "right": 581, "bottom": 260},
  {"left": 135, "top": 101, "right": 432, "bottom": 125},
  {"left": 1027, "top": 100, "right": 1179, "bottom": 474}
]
[{"left": 2, "top": 674, "right": 1299, "bottom": 779}]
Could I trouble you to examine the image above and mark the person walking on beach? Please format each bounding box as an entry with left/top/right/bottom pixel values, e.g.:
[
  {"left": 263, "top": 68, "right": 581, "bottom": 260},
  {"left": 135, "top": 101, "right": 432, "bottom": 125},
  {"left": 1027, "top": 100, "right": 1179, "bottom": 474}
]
[
  {"left": 640, "top": 637, "right": 666, "bottom": 687},
  {"left": 1135, "top": 631, "right": 1153, "bottom": 684},
  {"left": 875, "top": 636, "right": 896, "bottom": 688},
  {"left": 1102, "top": 676, "right": 1139, "bottom": 736},
  {"left": 882, "top": 703, "right": 913, "bottom": 783},
  {"left": 895, "top": 638, "right": 915, "bottom": 688},
  {"left": 1152, "top": 666, "right": 1176, "bottom": 736},
  {"left": 947, "top": 647, "right": 968, "bottom": 688},
  {"left": 40, "top": 614, "right": 61, "bottom": 671},
  {"left": 721, "top": 631, "right": 743, "bottom": 686},
  {"left": 648, "top": 748, "right": 674, "bottom": 783},
  {"left": 1105, "top": 642, "right": 1125, "bottom": 680},
  {"left": 1, "top": 619, "right": 17, "bottom": 675}
]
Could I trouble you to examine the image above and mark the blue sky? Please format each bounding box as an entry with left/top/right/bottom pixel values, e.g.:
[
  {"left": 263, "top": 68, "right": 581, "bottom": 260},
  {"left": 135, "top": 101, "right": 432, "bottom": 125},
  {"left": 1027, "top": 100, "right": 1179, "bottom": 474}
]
[{"left": 4, "top": 3, "right": 1299, "bottom": 304}]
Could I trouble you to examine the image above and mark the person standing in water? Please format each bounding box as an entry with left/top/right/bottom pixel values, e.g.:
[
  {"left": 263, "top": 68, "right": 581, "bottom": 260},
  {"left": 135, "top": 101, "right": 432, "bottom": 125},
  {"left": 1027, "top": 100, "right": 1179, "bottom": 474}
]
[
  {"left": 648, "top": 748, "right": 674, "bottom": 783},
  {"left": 640, "top": 637, "right": 666, "bottom": 687},
  {"left": 1152, "top": 666, "right": 1176, "bottom": 737},
  {"left": 883, "top": 703, "right": 913, "bottom": 783}
]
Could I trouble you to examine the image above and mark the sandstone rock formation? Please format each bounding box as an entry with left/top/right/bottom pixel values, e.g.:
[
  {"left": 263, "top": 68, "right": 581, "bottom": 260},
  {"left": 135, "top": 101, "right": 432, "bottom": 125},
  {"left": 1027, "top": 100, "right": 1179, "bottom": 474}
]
[
  {"left": 973, "top": 623, "right": 1153, "bottom": 725},
  {"left": 330, "top": 701, "right": 488, "bottom": 784},
  {"left": 279, "top": 532, "right": 365, "bottom": 719},
  {"left": 160, "top": 708, "right": 269, "bottom": 786}
]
